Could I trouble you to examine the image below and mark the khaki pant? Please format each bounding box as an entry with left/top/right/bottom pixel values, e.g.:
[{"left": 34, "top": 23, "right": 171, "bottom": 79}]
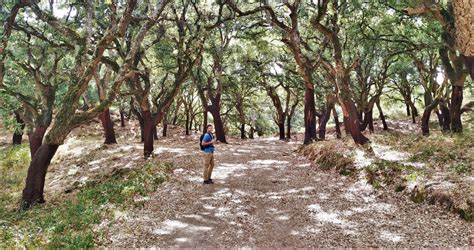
[{"left": 203, "top": 153, "right": 215, "bottom": 181}]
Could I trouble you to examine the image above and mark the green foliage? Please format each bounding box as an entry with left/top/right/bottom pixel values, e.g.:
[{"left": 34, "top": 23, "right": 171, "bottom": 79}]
[{"left": 0, "top": 154, "right": 172, "bottom": 248}]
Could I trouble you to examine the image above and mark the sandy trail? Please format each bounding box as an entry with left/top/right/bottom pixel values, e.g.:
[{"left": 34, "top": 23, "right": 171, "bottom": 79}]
[{"left": 101, "top": 137, "right": 472, "bottom": 248}]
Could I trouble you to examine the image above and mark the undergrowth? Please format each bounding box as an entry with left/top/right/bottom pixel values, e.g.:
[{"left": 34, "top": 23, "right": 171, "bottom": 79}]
[
  {"left": 0, "top": 144, "right": 172, "bottom": 248},
  {"left": 298, "top": 140, "right": 356, "bottom": 176}
]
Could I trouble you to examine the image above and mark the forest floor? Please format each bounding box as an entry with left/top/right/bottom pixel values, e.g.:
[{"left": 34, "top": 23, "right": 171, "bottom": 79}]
[{"left": 0, "top": 118, "right": 473, "bottom": 247}]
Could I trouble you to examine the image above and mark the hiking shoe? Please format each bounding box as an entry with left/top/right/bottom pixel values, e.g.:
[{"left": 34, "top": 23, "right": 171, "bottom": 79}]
[{"left": 203, "top": 179, "right": 213, "bottom": 184}]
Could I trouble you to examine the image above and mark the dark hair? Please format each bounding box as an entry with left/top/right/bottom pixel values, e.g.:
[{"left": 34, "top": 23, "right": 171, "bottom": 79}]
[{"left": 207, "top": 124, "right": 213, "bottom": 128}]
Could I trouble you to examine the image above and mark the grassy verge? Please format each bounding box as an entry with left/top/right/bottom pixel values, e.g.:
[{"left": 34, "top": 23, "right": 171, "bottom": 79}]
[
  {"left": 0, "top": 144, "right": 172, "bottom": 248},
  {"left": 298, "top": 128, "right": 473, "bottom": 221}
]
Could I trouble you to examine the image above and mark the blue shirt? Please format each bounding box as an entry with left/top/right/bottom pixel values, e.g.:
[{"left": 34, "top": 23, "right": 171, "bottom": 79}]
[{"left": 203, "top": 133, "right": 215, "bottom": 153}]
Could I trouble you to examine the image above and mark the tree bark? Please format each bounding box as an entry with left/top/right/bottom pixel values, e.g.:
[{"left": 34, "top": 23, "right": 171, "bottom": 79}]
[
  {"left": 120, "top": 110, "right": 126, "bottom": 127},
  {"left": 28, "top": 126, "right": 47, "bottom": 158},
  {"left": 143, "top": 110, "right": 154, "bottom": 158},
  {"left": 375, "top": 99, "right": 388, "bottom": 131},
  {"left": 185, "top": 112, "right": 190, "bottom": 135},
  {"left": 249, "top": 126, "right": 254, "bottom": 139},
  {"left": 209, "top": 107, "right": 227, "bottom": 143},
  {"left": 421, "top": 99, "right": 440, "bottom": 136},
  {"left": 303, "top": 87, "right": 317, "bottom": 144},
  {"left": 342, "top": 100, "right": 370, "bottom": 145},
  {"left": 12, "top": 112, "right": 25, "bottom": 145},
  {"left": 435, "top": 110, "right": 443, "bottom": 128},
  {"left": 153, "top": 126, "right": 158, "bottom": 140},
  {"left": 162, "top": 118, "right": 168, "bottom": 137},
  {"left": 406, "top": 103, "right": 411, "bottom": 117},
  {"left": 240, "top": 123, "right": 246, "bottom": 139},
  {"left": 333, "top": 108, "right": 341, "bottom": 139},
  {"left": 409, "top": 102, "right": 418, "bottom": 123},
  {"left": 21, "top": 144, "right": 59, "bottom": 209},
  {"left": 439, "top": 102, "right": 451, "bottom": 132},
  {"left": 450, "top": 85, "right": 463, "bottom": 132},
  {"left": 99, "top": 108, "right": 117, "bottom": 144},
  {"left": 202, "top": 110, "right": 208, "bottom": 134},
  {"left": 286, "top": 115, "right": 292, "bottom": 140},
  {"left": 343, "top": 116, "right": 351, "bottom": 135},
  {"left": 464, "top": 56, "right": 474, "bottom": 80}
]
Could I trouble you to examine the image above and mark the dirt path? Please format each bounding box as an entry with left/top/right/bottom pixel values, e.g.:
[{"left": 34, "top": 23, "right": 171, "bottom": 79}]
[{"left": 99, "top": 137, "right": 472, "bottom": 248}]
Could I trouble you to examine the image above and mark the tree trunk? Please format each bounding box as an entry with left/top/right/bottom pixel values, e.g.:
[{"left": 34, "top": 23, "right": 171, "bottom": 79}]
[
  {"left": 277, "top": 122, "right": 285, "bottom": 140},
  {"left": 406, "top": 103, "right": 411, "bottom": 117},
  {"left": 421, "top": 99, "right": 440, "bottom": 136},
  {"left": 343, "top": 116, "right": 351, "bottom": 135},
  {"left": 440, "top": 102, "right": 451, "bottom": 132},
  {"left": 21, "top": 144, "right": 59, "bottom": 209},
  {"left": 318, "top": 108, "right": 331, "bottom": 140},
  {"left": 120, "top": 111, "right": 126, "bottom": 127},
  {"left": 99, "top": 108, "right": 117, "bottom": 144},
  {"left": 410, "top": 101, "right": 418, "bottom": 123},
  {"left": 162, "top": 118, "right": 168, "bottom": 137},
  {"left": 153, "top": 126, "right": 158, "bottom": 140},
  {"left": 185, "top": 113, "right": 190, "bottom": 135},
  {"left": 303, "top": 87, "right": 317, "bottom": 144},
  {"left": 333, "top": 108, "right": 341, "bottom": 139},
  {"left": 249, "top": 126, "right": 254, "bottom": 139},
  {"left": 286, "top": 115, "right": 292, "bottom": 140},
  {"left": 435, "top": 110, "right": 443, "bottom": 128},
  {"left": 28, "top": 127, "right": 47, "bottom": 158},
  {"left": 450, "top": 85, "right": 463, "bottom": 133},
  {"left": 342, "top": 100, "right": 370, "bottom": 145},
  {"left": 240, "top": 123, "right": 246, "bottom": 139},
  {"left": 375, "top": 99, "right": 388, "bottom": 131},
  {"left": 209, "top": 108, "right": 227, "bottom": 143},
  {"left": 202, "top": 110, "right": 208, "bottom": 134},
  {"left": 12, "top": 112, "right": 25, "bottom": 145},
  {"left": 365, "top": 110, "right": 374, "bottom": 133},
  {"left": 464, "top": 56, "right": 474, "bottom": 80},
  {"left": 143, "top": 110, "right": 154, "bottom": 158}
]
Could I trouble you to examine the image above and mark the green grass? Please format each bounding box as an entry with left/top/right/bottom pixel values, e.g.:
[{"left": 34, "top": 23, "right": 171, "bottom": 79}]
[
  {"left": 0, "top": 145, "right": 172, "bottom": 248},
  {"left": 372, "top": 129, "right": 474, "bottom": 175}
]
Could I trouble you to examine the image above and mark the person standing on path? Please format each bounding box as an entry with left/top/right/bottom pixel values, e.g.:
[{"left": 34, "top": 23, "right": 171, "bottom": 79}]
[{"left": 201, "top": 124, "right": 218, "bottom": 184}]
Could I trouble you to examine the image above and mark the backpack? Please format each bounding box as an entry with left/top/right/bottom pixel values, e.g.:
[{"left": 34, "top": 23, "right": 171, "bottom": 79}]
[{"left": 200, "top": 132, "right": 212, "bottom": 151}]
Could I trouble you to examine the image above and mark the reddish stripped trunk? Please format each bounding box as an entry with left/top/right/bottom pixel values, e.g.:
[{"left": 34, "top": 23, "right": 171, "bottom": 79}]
[
  {"left": 303, "top": 87, "right": 317, "bottom": 144},
  {"left": 21, "top": 144, "right": 59, "bottom": 209},
  {"left": 342, "top": 100, "right": 370, "bottom": 145},
  {"left": 343, "top": 116, "right": 351, "bottom": 135},
  {"left": 99, "top": 109, "right": 117, "bottom": 144},
  {"left": 143, "top": 110, "right": 154, "bottom": 158},
  {"left": 450, "top": 85, "right": 463, "bottom": 133},
  {"left": 318, "top": 108, "right": 331, "bottom": 140},
  {"left": 249, "top": 126, "right": 255, "bottom": 139},
  {"left": 208, "top": 107, "right": 227, "bottom": 143},
  {"left": 361, "top": 110, "right": 374, "bottom": 133},
  {"left": 12, "top": 112, "right": 25, "bottom": 145},
  {"left": 28, "top": 127, "right": 47, "bottom": 158}
]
